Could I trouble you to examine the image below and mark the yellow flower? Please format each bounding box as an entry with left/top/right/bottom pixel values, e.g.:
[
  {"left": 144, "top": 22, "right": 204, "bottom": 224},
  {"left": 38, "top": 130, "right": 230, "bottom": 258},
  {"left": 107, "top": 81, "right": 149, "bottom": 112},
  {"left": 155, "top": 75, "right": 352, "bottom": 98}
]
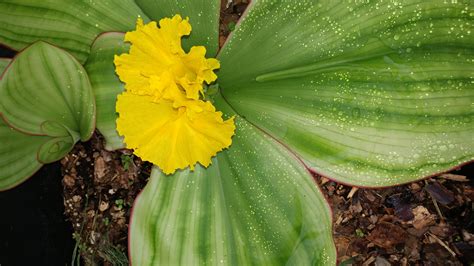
[
  {"left": 114, "top": 15, "right": 220, "bottom": 102},
  {"left": 114, "top": 15, "right": 235, "bottom": 175}
]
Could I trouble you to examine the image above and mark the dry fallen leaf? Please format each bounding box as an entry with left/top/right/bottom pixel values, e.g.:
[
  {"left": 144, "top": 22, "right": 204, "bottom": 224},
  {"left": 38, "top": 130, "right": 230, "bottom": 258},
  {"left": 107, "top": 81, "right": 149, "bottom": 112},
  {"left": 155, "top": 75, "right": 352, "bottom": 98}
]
[
  {"left": 411, "top": 206, "right": 436, "bottom": 229},
  {"left": 94, "top": 156, "right": 107, "bottom": 180},
  {"left": 367, "top": 221, "right": 406, "bottom": 249},
  {"left": 425, "top": 182, "right": 455, "bottom": 205}
]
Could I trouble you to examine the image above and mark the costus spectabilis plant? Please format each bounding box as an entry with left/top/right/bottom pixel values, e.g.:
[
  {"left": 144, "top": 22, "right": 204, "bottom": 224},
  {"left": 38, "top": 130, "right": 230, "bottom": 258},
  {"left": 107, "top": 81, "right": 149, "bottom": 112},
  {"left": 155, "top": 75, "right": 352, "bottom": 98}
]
[{"left": 0, "top": 1, "right": 472, "bottom": 265}]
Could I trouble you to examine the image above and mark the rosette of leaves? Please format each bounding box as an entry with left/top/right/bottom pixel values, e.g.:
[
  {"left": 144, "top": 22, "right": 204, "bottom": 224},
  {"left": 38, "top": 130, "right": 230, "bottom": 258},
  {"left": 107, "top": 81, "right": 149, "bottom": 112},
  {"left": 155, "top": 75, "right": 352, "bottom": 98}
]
[
  {"left": 1, "top": 1, "right": 473, "bottom": 265},
  {"left": 0, "top": 42, "right": 95, "bottom": 190}
]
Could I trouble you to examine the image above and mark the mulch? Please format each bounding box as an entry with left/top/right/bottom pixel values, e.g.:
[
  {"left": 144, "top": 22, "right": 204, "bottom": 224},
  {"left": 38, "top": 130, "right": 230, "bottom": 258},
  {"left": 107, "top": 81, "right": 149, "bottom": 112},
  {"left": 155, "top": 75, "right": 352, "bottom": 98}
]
[{"left": 319, "top": 173, "right": 473, "bottom": 265}]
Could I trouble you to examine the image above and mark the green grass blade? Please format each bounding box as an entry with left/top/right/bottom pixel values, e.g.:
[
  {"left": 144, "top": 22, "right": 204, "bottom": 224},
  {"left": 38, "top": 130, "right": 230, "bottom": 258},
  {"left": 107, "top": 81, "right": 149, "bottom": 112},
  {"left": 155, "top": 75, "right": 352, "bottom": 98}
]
[{"left": 218, "top": 1, "right": 474, "bottom": 187}]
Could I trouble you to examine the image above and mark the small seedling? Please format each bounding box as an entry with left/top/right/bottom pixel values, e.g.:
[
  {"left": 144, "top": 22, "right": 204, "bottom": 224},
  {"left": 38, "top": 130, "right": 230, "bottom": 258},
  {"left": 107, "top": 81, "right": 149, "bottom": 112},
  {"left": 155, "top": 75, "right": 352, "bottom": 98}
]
[
  {"left": 120, "top": 154, "right": 133, "bottom": 171},
  {"left": 115, "top": 199, "right": 125, "bottom": 210},
  {"left": 355, "top": 228, "right": 365, "bottom": 238},
  {"left": 227, "top": 22, "right": 236, "bottom": 32}
]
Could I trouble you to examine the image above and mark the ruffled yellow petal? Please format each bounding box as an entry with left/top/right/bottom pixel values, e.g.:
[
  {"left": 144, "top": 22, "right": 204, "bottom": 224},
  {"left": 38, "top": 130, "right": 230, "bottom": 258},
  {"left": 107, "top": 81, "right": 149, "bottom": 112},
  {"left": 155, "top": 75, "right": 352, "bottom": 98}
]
[
  {"left": 159, "top": 15, "right": 192, "bottom": 43},
  {"left": 149, "top": 73, "right": 185, "bottom": 103},
  {"left": 116, "top": 92, "right": 235, "bottom": 175},
  {"left": 114, "top": 14, "right": 234, "bottom": 174},
  {"left": 178, "top": 46, "right": 221, "bottom": 99},
  {"left": 113, "top": 15, "right": 219, "bottom": 103}
]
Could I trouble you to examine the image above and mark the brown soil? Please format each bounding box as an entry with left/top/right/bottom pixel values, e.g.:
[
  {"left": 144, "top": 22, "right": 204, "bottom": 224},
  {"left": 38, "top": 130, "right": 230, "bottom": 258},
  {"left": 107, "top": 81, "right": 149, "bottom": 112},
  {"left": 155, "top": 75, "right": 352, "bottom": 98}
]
[
  {"left": 61, "top": 134, "right": 150, "bottom": 265},
  {"left": 62, "top": 1, "right": 473, "bottom": 265},
  {"left": 320, "top": 175, "right": 473, "bottom": 265}
]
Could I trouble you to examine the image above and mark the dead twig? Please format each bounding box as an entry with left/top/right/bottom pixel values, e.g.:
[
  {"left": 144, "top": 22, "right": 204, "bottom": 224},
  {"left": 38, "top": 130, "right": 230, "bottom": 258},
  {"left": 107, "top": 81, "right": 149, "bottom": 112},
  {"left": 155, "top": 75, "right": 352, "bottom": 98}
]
[
  {"left": 347, "top": 187, "right": 359, "bottom": 199},
  {"left": 438, "top": 174, "right": 468, "bottom": 182},
  {"left": 362, "top": 256, "right": 375, "bottom": 266},
  {"left": 430, "top": 195, "right": 445, "bottom": 220},
  {"left": 425, "top": 180, "right": 445, "bottom": 220},
  {"left": 427, "top": 232, "right": 456, "bottom": 257}
]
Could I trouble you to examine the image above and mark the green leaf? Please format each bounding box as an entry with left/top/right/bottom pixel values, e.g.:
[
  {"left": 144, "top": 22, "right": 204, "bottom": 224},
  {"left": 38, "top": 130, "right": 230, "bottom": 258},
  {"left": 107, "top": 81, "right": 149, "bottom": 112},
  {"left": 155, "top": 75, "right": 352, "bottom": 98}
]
[
  {"left": 0, "top": 41, "right": 95, "bottom": 141},
  {"left": 85, "top": 33, "right": 127, "bottom": 150},
  {"left": 0, "top": 58, "right": 10, "bottom": 74},
  {"left": 0, "top": 41, "right": 94, "bottom": 190},
  {"left": 135, "top": 0, "right": 220, "bottom": 56},
  {"left": 0, "top": 0, "right": 149, "bottom": 63},
  {"left": 37, "top": 135, "right": 75, "bottom": 164},
  {"left": 0, "top": 119, "right": 47, "bottom": 190},
  {"left": 130, "top": 97, "right": 336, "bottom": 265},
  {"left": 218, "top": 1, "right": 474, "bottom": 187}
]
